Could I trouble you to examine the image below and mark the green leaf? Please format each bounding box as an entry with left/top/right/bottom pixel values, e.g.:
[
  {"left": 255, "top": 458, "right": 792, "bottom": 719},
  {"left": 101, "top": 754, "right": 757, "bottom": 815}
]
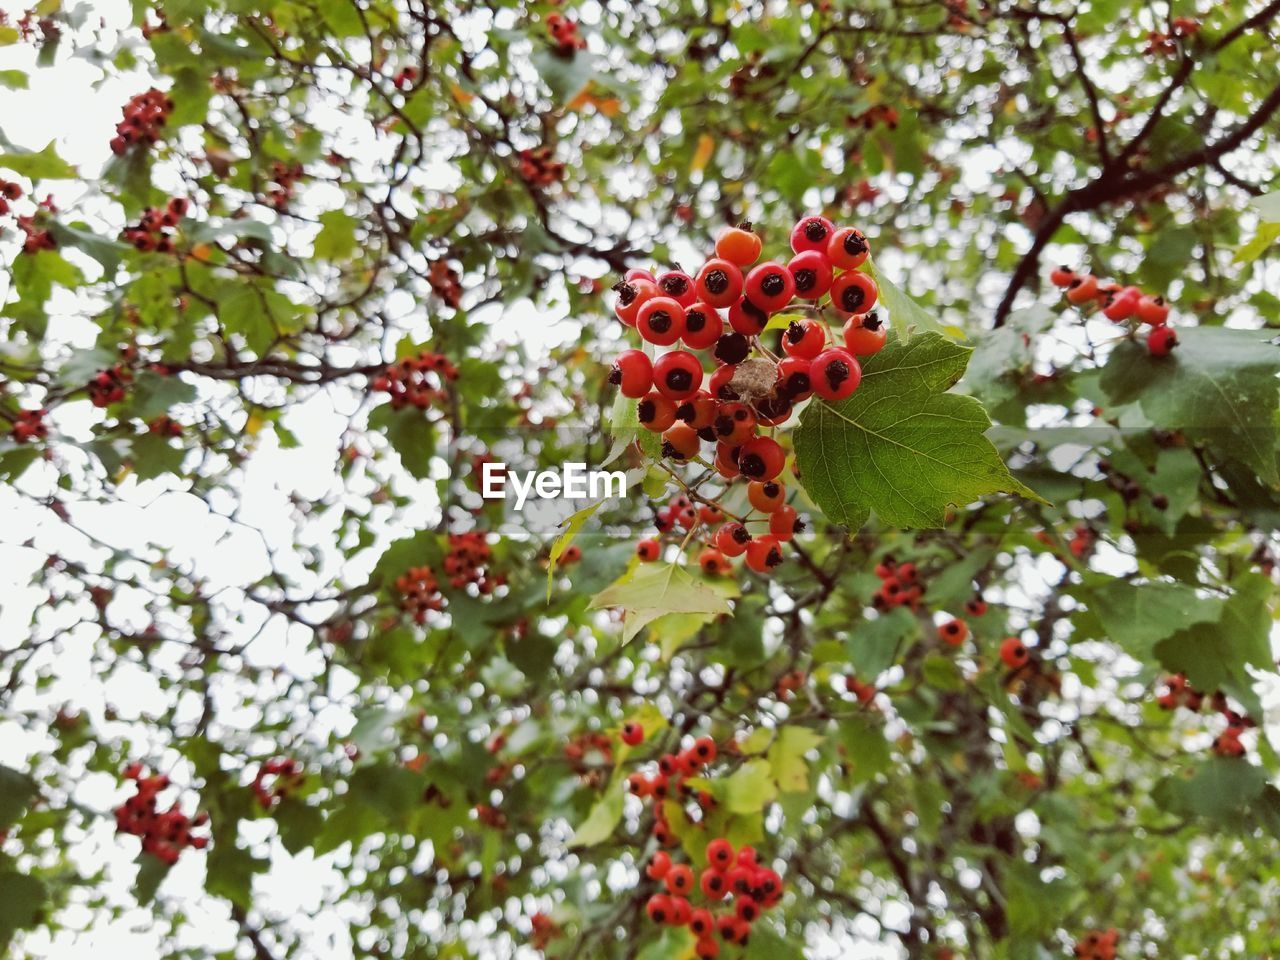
[
  {"left": 589, "top": 562, "right": 734, "bottom": 643},
  {"left": 1154, "top": 757, "right": 1269, "bottom": 821},
  {"left": 744, "top": 922, "right": 804, "bottom": 960},
  {"left": 846, "top": 607, "right": 915, "bottom": 678},
  {"left": 313, "top": 210, "right": 358, "bottom": 260},
  {"left": 767, "top": 726, "right": 823, "bottom": 793},
  {"left": 603, "top": 390, "right": 661, "bottom": 466},
  {"left": 1088, "top": 579, "right": 1222, "bottom": 659},
  {"left": 0, "top": 871, "right": 46, "bottom": 952},
  {"left": 547, "top": 500, "right": 603, "bottom": 599},
  {"left": 570, "top": 777, "right": 625, "bottom": 847},
  {"left": 0, "top": 140, "right": 76, "bottom": 179},
  {"left": 866, "top": 259, "right": 962, "bottom": 340},
  {"left": 1099, "top": 328, "right": 1280, "bottom": 486},
  {"left": 724, "top": 759, "right": 776, "bottom": 813},
  {"left": 133, "top": 853, "right": 170, "bottom": 906},
  {"left": 0, "top": 70, "right": 28, "bottom": 90},
  {"left": 368, "top": 403, "right": 436, "bottom": 480},
  {"left": 793, "top": 332, "right": 1040, "bottom": 528},
  {"left": 0, "top": 765, "right": 37, "bottom": 829}
]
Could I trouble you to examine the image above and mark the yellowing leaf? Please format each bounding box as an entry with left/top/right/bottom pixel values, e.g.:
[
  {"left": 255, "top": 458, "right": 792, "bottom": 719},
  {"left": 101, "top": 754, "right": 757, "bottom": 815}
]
[
  {"left": 767, "top": 726, "right": 824, "bottom": 793},
  {"left": 724, "top": 759, "right": 776, "bottom": 813},
  {"left": 449, "top": 83, "right": 474, "bottom": 106},
  {"left": 589, "top": 563, "right": 734, "bottom": 643},
  {"left": 546, "top": 499, "right": 604, "bottom": 599},
  {"left": 690, "top": 134, "right": 714, "bottom": 175}
]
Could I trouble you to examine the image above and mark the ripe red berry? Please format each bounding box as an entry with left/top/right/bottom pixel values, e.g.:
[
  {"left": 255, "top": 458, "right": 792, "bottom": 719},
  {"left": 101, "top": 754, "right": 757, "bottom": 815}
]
[
  {"left": 790, "top": 214, "right": 835, "bottom": 254},
  {"left": 714, "top": 521, "right": 751, "bottom": 557},
  {"left": 1065, "top": 274, "right": 1099, "bottom": 304},
  {"left": 656, "top": 270, "right": 697, "bottom": 307},
  {"left": 665, "top": 864, "right": 694, "bottom": 896},
  {"left": 636, "top": 538, "right": 661, "bottom": 562},
  {"left": 744, "top": 262, "right": 795, "bottom": 313},
  {"left": 769, "top": 504, "right": 801, "bottom": 540},
  {"left": 714, "top": 223, "right": 762, "bottom": 267},
  {"left": 661, "top": 421, "right": 701, "bottom": 460},
  {"left": 637, "top": 296, "right": 686, "bottom": 346},
  {"left": 1000, "top": 636, "right": 1030, "bottom": 669},
  {"left": 682, "top": 301, "right": 724, "bottom": 350},
  {"left": 1049, "top": 265, "right": 1077, "bottom": 287},
  {"left": 646, "top": 893, "right": 672, "bottom": 924},
  {"left": 1147, "top": 325, "right": 1178, "bottom": 357},
  {"left": 842, "top": 312, "right": 887, "bottom": 356},
  {"left": 706, "top": 838, "right": 735, "bottom": 870},
  {"left": 690, "top": 908, "right": 714, "bottom": 938},
  {"left": 1136, "top": 294, "right": 1170, "bottom": 326},
  {"left": 646, "top": 851, "right": 672, "bottom": 880},
  {"left": 700, "top": 867, "right": 727, "bottom": 899},
  {"left": 745, "top": 535, "right": 784, "bottom": 573},
  {"left": 781, "top": 318, "right": 826, "bottom": 360},
  {"left": 737, "top": 436, "right": 785, "bottom": 481},
  {"left": 653, "top": 350, "right": 704, "bottom": 400},
  {"left": 692, "top": 735, "right": 717, "bottom": 764},
  {"left": 695, "top": 258, "right": 745, "bottom": 308},
  {"left": 627, "top": 772, "right": 652, "bottom": 796},
  {"left": 810, "top": 348, "right": 862, "bottom": 401},
  {"left": 787, "top": 249, "right": 834, "bottom": 300},
  {"left": 965, "top": 596, "right": 988, "bottom": 617},
  {"left": 698, "top": 548, "right": 731, "bottom": 576},
  {"left": 621, "top": 721, "right": 644, "bottom": 746},
  {"left": 637, "top": 392, "right": 678, "bottom": 432},
  {"left": 735, "top": 894, "right": 761, "bottom": 923},
  {"left": 695, "top": 936, "right": 720, "bottom": 959},
  {"left": 830, "top": 269, "right": 878, "bottom": 315},
  {"left": 713, "top": 402, "right": 757, "bottom": 445},
  {"left": 608, "top": 349, "right": 653, "bottom": 398},
  {"left": 938, "top": 618, "right": 969, "bottom": 646},
  {"left": 1102, "top": 287, "right": 1141, "bottom": 322},
  {"left": 727, "top": 297, "right": 769, "bottom": 336},
  {"left": 614, "top": 277, "right": 658, "bottom": 325},
  {"left": 827, "top": 226, "right": 869, "bottom": 270}
]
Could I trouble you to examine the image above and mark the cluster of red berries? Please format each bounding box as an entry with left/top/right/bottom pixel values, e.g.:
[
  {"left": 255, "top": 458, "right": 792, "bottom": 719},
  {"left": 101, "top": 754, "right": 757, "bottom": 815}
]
[
  {"left": 1144, "top": 16, "right": 1198, "bottom": 55},
  {"left": 0, "top": 178, "right": 22, "bottom": 216},
  {"left": 88, "top": 365, "right": 132, "bottom": 408},
  {"left": 1157, "top": 676, "right": 1255, "bottom": 757},
  {"left": 9, "top": 408, "right": 48, "bottom": 443},
  {"left": 626, "top": 735, "right": 719, "bottom": 845},
  {"left": 392, "top": 65, "right": 418, "bottom": 90},
  {"left": 395, "top": 566, "right": 443, "bottom": 624},
  {"left": 517, "top": 146, "right": 565, "bottom": 188},
  {"left": 16, "top": 213, "right": 55, "bottom": 254},
  {"left": 872, "top": 557, "right": 926, "bottom": 610},
  {"left": 1156, "top": 673, "right": 1203, "bottom": 711},
  {"left": 427, "top": 260, "right": 463, "bottom": 308},
  {"left": 114, "top": 764, "right": 209, "bottom": 865},
  {"left": 267, "top": 160, "right": 304, "bottom": 211},
  {"left": 528, "top": 912, "right": 560, "bottom": 951},
  {"left": 564, "top": 731, "right": 614, "bottom": 775},
  {"left": 251, "top": 757, "right": 305, "bottom": 809},
  {"left": 848, "top": 104, "right": 899, "bottom": 130},
  {"left": 121, "top": 197, "right": 188, "bottom": 252},
  {"left": 1073, "top": 928, "right": 1119, "bottom": 959},
  {"left": 371, "top": 351, "right": 458, "bottom": 410},
  {"left": 1049, "top": 266, "right": 1177, "bottom": 357},
  {"left": 110, "top": 88, "right": 173, "bottom": 155},
  {"left": 644, "top": 837, "right": 785, "bottom": 957},
  {"left": 444, "top": 531, "right": 502, "bottom": 592},
  {"left": 546, "top": 12, "right": 587, "bottom": 54},
  {"left": 610, "top": 217, "right": 883, "bottom": 574},
  {"left": 148, "top": 415, "right": 182, "bottom": 437}
]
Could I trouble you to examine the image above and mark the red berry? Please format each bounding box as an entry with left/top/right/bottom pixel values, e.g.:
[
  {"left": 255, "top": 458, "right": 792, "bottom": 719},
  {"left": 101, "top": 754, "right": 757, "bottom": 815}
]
[
  {"left": 727, "top": 297, "right": 769, "bottom": 336},
  {"left": 1049, "top": 265, "right": 1077, "bottom": 287},
  {"left": 695, "top": 258, "right": 745, "bottom": 308},
  {"left": 714, "top": 521, "right": 751, "bottom": 557},
  {"left": 637, "top": 297, "right": 687, "bottom": 346},
  {"left": 769, "top": 504, "right": 801, "bottom": 540},
  {"left": 646, "top": 893, "right": 672, "bottom": 924},
  {"left": 810, "top": 348, "right": 862, "bottom": 401},
  {"left": 1147, "top": 325, "right": 1178, "bottom": 357},
  {"left": 1065, "top": 274, "right": 1098, "bottom": 304},
  {"left": 735, "top": 894, "right": 761, "bottom": 923},
  {"left": 695, "top": 937, "right": 720, "bottom": 959},
  {"left": 608, "top": 349, "right": 654, "bottom": 398},
  {"left": 1136, "top": 294, "right": 1170, "bottom": 326},
  {"left": 646, "top": 851, "right": 672, "bottom": 880},
  {"left": 737, "top": 436, "right": 785, "bottom": 481},
  {"left": 706, "top": 838, "right": 734, "bottom": 870},
  {"left": 781, "top": 318, "right": 826, "bottom": 360},
  {"left": 690, "top": 908, "right": 714, "bottom": 938},
  {"left": 787, "top": 249, "right": 833, "bottom": 300},
  {"left": 653, "top": 350, "right": 705, "bottom": 401},
  {"left": 1000, "top": 636, "right": 1030, "bottom": 669},
  {"left": 830, "top": 269, "right": 878, "bottom": 315},
  {"left": 656, "top": 270, "right": 697, "bottom": 307},
  {"left": 682, "top": 301, "right": 724, "bottom": 350},
  {"left": 621, "top": 721, "right": 644, "bottom": 746},
  {"left": 700, "top": 867, "right": 727, "bottom": 899},
  {"left": 827, "top": 226, "right": 869, "bottom": 270},
  {"left": 776, "top": 355, "right": 814, "bottom": 401},
  {"left": 790, "top": 214, "right": 835, "bottom": 254},
  {"left": 745, "top": 535, "right": 784, "bottom": 573},
  {"left": 614, "top": 277, "right": 658, "bottom": 325},
  {"left": 665, "top": 864, "right": 694, "bottom": 896},
  {"left": 691, "top": 735, "right": 717, "bottom": 764},
  {"left": 938, "top": 618, "right": 969, "bottom": 646},
  {"left": 744, "top": 262, "right": 795, "bottom": 313},
  {"left": 698, "top": 548, "right": 730, "bottom": 576},
  {"left": 637, "top": 392, "right": 678, "bottom": 432},
  {"left": 713, "top": 402, "right": 757, "bottom": 446},
  {"left": 636, "top": 538, "right": 661, "bottom": 562},
  {"left": 842, "top": 312, "right": 887, "bottom": 356},
  {"left": 662, "top": 421, "right": 701, "bottom": 460}
]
